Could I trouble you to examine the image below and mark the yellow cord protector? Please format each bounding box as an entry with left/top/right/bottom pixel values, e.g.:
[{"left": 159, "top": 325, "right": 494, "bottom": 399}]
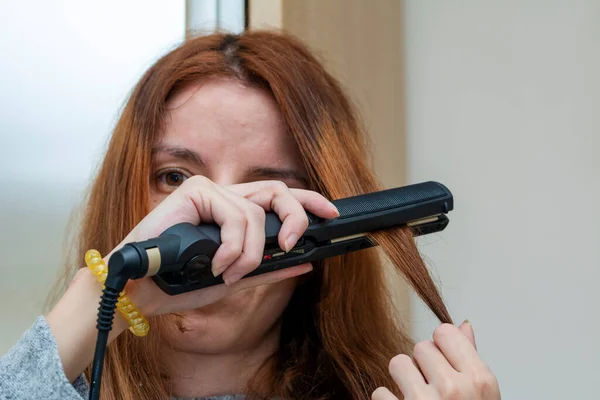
[{"left": 85, "top": 250, "right": 150, "bottom": 337}]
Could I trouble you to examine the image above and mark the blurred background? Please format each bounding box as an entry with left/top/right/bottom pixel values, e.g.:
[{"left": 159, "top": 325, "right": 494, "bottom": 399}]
[{"left": 1, "top": 1, "right": 598, "bottom": 399}]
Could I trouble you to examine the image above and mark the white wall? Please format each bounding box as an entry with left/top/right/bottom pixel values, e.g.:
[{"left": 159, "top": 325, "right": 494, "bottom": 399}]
[
  {"left": 186, "top": 0, "right": 245, "bottom": 34},
  {"left": 0, "top": 1, "right": 185, "bottom": 354},
  {"left": 405, "top": 1, "right": 600, "bottom": 399}
]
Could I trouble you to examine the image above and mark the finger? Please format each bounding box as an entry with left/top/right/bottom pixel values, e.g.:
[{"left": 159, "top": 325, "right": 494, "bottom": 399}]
[
  {"left": 388, "top": 354, "right": 427, "bottom": 397},
  {"left": 209, "top": 206, "right": 247, "bottom": 278},
  {"left": 179, "top": 178, "right": 247, "bottom": 277},
  {"left": 459, "top": 319, "right": 477, "bottom": 350},
  {"left": 228, "top": 181, "right": 339, "bottom": 251},
  {"left": 413, "top": 340, "right": 459, "bottom": 388},
  {"left": 228, "top": 181, "right": 310, "bottom": 251},
  {"left": 228, "top": 181, "right": 339, "bottom": 219},
  {"left": 432, "top": 323, "right": 482, "bottom": 373},
  {"left": 272, "top": 193, "right": 309, "bottom": 252},
  {"left": 371, "top": 387, "right": 399, "bottom": 400},
  {"left": 288, "top": 188, "right": 340, "bottom": 219},
  {"left": 214, "top": 186, "right": 266, "bottom": 285}
]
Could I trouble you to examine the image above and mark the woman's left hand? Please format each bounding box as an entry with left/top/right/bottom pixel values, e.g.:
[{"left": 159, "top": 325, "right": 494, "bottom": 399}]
[{"left": 372, "top": 321, "right": 500, "bottom": 400}]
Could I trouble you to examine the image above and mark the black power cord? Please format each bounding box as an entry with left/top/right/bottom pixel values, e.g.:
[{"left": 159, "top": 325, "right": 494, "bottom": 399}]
[
  {"left": 89, "top": 286, "right": 120, "bottom": 400},
  {"left": 88, "top": 245, "right": 147, "bottom": 400}
]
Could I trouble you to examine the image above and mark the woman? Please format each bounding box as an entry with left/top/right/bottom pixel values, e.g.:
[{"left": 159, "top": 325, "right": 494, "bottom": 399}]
[{"left": 0, "top": 31, "right": 500, "bottom": 399}]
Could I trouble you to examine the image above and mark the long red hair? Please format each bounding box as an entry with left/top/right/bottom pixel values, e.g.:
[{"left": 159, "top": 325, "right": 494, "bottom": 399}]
[{"left": 57, "top": 31, "right": 451, "bottom": 399}]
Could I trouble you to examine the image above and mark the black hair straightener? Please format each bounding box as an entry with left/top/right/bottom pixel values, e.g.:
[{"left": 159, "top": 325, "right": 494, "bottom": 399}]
[
  {"left": 106, "top": 181, "right": 453, "bottom": 295},
  {"left": 89, "top": 181, "right": 453, "bottom": 400}
]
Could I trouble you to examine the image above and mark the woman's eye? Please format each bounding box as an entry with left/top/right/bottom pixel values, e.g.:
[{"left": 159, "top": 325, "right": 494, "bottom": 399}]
[
  {"left": 164, "top": 171, "right": 187, "bottom": 186},
  {"left": 155, "top": 169, "right": 190, "bottom": 192}
]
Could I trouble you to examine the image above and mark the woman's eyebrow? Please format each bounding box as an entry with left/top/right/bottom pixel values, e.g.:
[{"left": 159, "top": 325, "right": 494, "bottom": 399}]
[
  {"left": 152, "top": 145, "right": 204, "bottom": 167},
  {"left": 248, "top": 167, "right": 309, "bottom": 186}
]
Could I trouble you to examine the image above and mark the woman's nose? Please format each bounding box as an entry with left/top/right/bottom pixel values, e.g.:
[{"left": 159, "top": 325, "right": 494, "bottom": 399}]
[{"left": 208, "top": 170, "right": 242, "bottom": 187}]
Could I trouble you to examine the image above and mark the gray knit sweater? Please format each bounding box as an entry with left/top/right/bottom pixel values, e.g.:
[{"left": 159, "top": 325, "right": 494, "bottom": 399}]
[{"left": 0, "top": 316, "right": 246, "bottom": 400}]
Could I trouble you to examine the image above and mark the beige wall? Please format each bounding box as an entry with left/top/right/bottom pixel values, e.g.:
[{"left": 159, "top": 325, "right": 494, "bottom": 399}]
[
  {"left": 405, "top": 1, "right": 600, "bottom": 398},
  {"left": 249, "top": 0, "right": 410, "bottom": 318},
  {"left": 250, "top": 0, "right": 406, "bottom": 189}
]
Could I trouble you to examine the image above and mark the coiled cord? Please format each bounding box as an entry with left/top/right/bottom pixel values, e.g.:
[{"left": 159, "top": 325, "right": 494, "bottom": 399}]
[{"left": 85, "top": 250, "right": 149, "bottom": 336}]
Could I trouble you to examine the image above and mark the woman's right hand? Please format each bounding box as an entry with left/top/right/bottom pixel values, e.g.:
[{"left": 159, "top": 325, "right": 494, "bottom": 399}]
[
  {"left": 48, "top": 176, "right": 338, "bottom": 382},
  {"left": 110, "top": 176, "right": 340, "bottom": 317}
]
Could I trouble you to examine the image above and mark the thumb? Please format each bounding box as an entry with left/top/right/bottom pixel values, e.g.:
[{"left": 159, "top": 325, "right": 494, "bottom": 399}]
[{"left": 459, "top": 319, "right": 477, "bottom": 350}]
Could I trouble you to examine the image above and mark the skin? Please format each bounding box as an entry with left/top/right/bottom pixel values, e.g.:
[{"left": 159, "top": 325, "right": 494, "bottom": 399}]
[
  {"left": 152, "top": 80, "right": 320, "bottom": 396},
  {"left": 46, "top": 78, "right": 500, "bottom": 399},
  {"left": 373, "top": 322, "right": 501, "bottom": 399}
]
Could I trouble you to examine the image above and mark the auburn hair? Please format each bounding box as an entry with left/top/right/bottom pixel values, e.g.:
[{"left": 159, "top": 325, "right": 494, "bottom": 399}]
[{"left": 56, "top": 31, "right": 451, "bottom": 399}]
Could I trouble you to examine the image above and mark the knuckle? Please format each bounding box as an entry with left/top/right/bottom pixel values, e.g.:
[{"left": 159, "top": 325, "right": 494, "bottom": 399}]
[
  {"left": 230, "top": 207, "right": 248, "bottom": 224},
  {"left": 271, "top": 180, "right": 289, "bottom": 191},
  {"left": 261, "top": 179, "right": 289, "bottom": 194},
  {"left": 182, "top": 174, "right": 212, "bottom": 189},
  {"left": 224, "top": 240, "right": 244, "bottom": 257},
  {"left": 473, "top": 368, "right": 500, "bottom": 396},
  {"left": 388, "top": 353, "right": 412, "bottom": 373},
  {"left": 178, "top": 176, "right": 214, "bottom": 201},
  {"left": 433, "top": 323, "right": 456, "bottom": 342},
  {"left": 413, "top": 340, "right": 434, "bottom": 358},
  {"left": 436, "top": 377, "right": 460, "bottom": 400},
  {"left": 248, "top": 202, "right": 266, "bottom": 220},
  {"left": 241, "top": 247, "right": 264, "bottom": 268}
]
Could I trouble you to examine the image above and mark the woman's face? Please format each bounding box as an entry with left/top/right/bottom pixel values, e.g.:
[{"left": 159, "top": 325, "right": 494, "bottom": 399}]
[{"left": 150, "top": 79, "right": 307, "bottom": 353}]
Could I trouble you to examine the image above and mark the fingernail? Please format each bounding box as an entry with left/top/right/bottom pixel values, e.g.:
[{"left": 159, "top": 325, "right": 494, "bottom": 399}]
[
  {"left": 211, "top": 262, "right": 225, "bottom": 277},
  {"left": 462, "top": 319, "right": 471, "bottom": 326},
  {"left": 330, "top": 204, "right": 340, "bottom": 217},
  {"left": 284, "top": 234, "right": 299, "bottom": 252},
  {"left": 224, "top": 273, "right": 241, "bottom": 286}
]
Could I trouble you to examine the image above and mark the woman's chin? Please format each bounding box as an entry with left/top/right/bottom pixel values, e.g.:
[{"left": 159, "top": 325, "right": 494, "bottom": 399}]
[
  {"left": 161, "top": 283, "right": 293, "bottom": 354},
  {"left": 163, "top": 315, "right": 231, "bottom": 352}
]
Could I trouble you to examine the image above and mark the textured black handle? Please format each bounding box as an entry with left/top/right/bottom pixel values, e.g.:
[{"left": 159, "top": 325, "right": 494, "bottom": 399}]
[
  {"left": 152, "top": 181, "right": 453, "bottom": 295},
  {"left": 264, "top": 181, "right": 453, "bottom": 243},
  {"left": 333, "top": 181, "right": 452, "bottom": 219}
]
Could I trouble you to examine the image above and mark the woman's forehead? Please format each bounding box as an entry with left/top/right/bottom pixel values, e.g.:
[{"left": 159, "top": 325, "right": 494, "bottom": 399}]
[
  {"left": 165, "top": 79, "right": 283, "bottom": 140},
  {"left": 159, "top": 79, "right": 305, "bottom": 178}
]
